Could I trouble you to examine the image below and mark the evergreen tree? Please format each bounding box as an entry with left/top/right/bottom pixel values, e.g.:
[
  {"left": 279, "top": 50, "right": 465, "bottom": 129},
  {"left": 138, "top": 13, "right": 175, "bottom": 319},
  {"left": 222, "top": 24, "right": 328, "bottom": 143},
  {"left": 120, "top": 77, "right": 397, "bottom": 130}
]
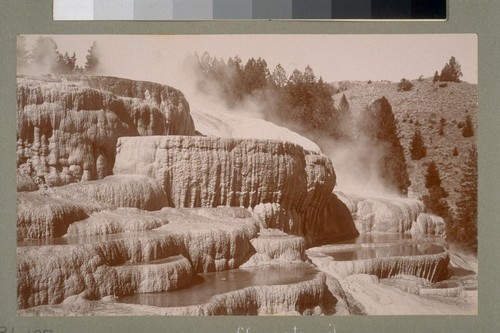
[
  {"left": 453, "top": 145, "right": 478, "bottom": 251},
  {"left": 335, "top": 94, "right": 355, "bottom": 140},
  {"left": 425, "top": 161, "right": 443, "bottom": 189},
  {"left": 309, "top": 77, "right": 337, "bottom": 136},
  {"left": 286, "top": 69, "right": 310, "bottom": 123},
  {"left": 423, "top": 185, "right": 451, "bottom": 219},
  {"left": 242, "top": 57, "right": 269, "bottom": 94},
  {"left": 271, "top": 64, "right": 287, "bottom": 88},
  {"left": 409, "top": 128, "right": 427, "bottom": 160},
  {"left": 54, "top": 51, "right": 77, "bottom": 74},
  {"left": 84, "top": 41, "right": 100, "bottom": 74},
  {"left": 462, "top": 114, "right": 475, "bottom": 137},
  {"left": 339, "top": 94, "right": 349, "bottom": 114},
  {"left": 337, "top": 94, "right": 354, "bottom": 140},
  {"left": 358, "top": 97, "right": 411, "bottom": 195},
  {"left": 422, "top": 160, "right": 450, "bottom": 219},
  {"left": 439, "top": 56, "right": 463, "bottom": 82},
  {"left": 303, "top": 65, "right": 316, "bottom": 85},
  {"left": 433, "top": 70, "right": 440, "bottom": 83}
]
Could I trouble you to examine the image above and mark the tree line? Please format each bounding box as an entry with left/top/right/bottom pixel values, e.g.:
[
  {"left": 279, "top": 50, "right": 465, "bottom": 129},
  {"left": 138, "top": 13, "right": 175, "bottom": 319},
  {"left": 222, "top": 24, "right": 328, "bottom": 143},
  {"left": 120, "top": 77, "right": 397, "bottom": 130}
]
[
  {"left": 192, "top": 52, "right": 410, "bottom": 196},
  {"left": 433, "top": 56, "right": 463, "bottom": 83},
  {"left": 17, "top": 36, "right": 99, "bottom": 74},
  {"left": 421, "top": 146, "right": 477, "bottom": 251},
  {"left": 194, "top": 52, "right": 476, "bottom": 250}
]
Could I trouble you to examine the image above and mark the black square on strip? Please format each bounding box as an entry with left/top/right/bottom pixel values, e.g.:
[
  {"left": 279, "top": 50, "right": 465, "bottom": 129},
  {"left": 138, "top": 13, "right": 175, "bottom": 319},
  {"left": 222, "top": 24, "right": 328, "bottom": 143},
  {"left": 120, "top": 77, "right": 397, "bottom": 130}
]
[
  {"left": 411, "top": 0, "right": 446, "bottom": 19},
  {"left": 371, "top": 0, "right": 412, "bottom": 19},
  {"left": 331, "top": 0, "right": 371, "bottom": 19}
]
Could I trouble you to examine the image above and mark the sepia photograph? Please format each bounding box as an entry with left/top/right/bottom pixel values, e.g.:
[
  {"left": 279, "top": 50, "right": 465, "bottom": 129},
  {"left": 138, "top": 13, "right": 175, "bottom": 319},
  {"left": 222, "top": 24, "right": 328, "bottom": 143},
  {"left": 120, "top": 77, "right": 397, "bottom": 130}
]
[{"left": 16, "top": 34, "right": 477, "bottom": 316}]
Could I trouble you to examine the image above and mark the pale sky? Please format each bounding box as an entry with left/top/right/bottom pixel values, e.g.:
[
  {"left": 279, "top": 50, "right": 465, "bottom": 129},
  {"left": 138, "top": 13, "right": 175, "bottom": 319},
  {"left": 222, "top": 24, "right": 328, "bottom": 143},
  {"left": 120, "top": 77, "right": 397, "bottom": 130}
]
[{"left": 26, "top": 34, "right": 477, "bottom": 86}]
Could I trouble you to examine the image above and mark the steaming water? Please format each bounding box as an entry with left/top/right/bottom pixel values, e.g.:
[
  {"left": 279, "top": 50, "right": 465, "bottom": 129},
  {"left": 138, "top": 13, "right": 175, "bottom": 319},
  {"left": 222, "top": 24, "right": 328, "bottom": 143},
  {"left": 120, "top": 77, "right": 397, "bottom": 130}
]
[
  {"left": 191, "top": 108, "right": 321, "bottom": 153},
  {"left": 116, "top": 262, "right": 318, "bottom": 308}
]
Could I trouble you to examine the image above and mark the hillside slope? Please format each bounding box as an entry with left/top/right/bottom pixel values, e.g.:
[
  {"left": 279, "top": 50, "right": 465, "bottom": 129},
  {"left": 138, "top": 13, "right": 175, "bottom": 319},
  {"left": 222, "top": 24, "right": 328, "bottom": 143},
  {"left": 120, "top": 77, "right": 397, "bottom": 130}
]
[{"left": 333, "top": 78, "right": 477, "bottom": 212}]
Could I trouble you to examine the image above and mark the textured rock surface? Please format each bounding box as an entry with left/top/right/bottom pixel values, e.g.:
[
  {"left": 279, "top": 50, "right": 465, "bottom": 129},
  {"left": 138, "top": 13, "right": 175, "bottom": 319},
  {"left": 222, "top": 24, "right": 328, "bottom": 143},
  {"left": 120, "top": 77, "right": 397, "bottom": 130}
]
[
  {"left": 17, "top": 192, "right": 89, "bottom": 241},
  {"left": 17, "top": 245, "right": 193, "bottom": 309},
  {"left": 411, "top": 213, "right": 446, "bottom": 237},
  {"left": 17, "top": 175, "right": 169, "bottom": 240},
  {"left": 17, "top": 75, "right": 195, "bottom": 188},
  {"left": 18, "top": 271, "right": 351, "bottom": 316},
  {"left": 114, "top": 136, "right": 340, "bottom": 245},
  {"left": 46, "top": 175, "right": 169, "bottom": 212},
  {"left": 333, "top": 273, "right": 475, "bottom": 315},
  {"left": 67, "top": 208, "right": 170, "bottom": 236},
  {"left": 336, "top": 191, "right": 424, "bottom": 233},
  {"left": 166, "top": 272, "right": 328, "bottom": 315},
  {"left": 242, "top": 229, "right": 306, "bottom": 266},
  {"left": 17, "top": 207, "right": 258, "bottom": 309},
  {"left": 307, "top": 248, "right": 449, "bottom": 282}
]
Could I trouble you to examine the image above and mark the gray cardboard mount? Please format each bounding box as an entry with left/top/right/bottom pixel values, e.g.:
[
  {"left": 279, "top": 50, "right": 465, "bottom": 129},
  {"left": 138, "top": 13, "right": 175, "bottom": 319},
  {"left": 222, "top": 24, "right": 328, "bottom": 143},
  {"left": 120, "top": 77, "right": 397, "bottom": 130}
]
[{"left": 1, "top": 0, "right": 499, "bottom": 332}]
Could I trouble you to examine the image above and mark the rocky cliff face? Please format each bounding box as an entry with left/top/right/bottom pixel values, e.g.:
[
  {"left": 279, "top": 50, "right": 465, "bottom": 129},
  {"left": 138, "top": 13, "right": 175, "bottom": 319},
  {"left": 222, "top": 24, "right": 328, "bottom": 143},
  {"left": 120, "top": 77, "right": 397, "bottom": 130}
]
[
  {"left": 16, "top": 75, "right": 195, "bottom": 189},
  {"left": 113, "top": 136, "right": 341, "bottom": 245}
]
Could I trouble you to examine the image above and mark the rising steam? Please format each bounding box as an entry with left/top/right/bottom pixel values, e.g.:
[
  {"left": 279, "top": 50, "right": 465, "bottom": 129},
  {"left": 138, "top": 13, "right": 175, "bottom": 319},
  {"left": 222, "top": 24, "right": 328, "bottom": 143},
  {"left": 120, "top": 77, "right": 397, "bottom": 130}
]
[{"left": 16, "top": 35, "right": 405, "bottom": 198}]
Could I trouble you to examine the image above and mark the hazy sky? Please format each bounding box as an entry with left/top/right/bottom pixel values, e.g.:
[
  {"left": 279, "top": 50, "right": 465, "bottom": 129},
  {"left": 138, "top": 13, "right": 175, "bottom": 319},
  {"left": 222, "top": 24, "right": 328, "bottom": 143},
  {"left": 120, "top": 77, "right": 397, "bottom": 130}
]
[{"left": 27, "top": 34, "right": 477, "bottom": 86}]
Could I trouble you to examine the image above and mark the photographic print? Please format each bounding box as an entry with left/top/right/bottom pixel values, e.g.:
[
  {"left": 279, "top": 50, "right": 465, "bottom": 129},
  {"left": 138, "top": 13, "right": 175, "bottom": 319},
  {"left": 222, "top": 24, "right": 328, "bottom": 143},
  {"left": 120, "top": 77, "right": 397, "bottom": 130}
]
[{"left": 16, "top": 34, "right": 477, "bottom": 316}]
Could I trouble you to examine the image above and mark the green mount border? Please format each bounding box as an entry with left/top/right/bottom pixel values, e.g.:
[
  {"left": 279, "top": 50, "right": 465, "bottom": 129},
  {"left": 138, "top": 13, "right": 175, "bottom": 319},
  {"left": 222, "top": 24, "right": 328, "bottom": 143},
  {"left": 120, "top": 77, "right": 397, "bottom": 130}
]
[{"left": 1, "top": 0, "right": 499, "bottom": 332}]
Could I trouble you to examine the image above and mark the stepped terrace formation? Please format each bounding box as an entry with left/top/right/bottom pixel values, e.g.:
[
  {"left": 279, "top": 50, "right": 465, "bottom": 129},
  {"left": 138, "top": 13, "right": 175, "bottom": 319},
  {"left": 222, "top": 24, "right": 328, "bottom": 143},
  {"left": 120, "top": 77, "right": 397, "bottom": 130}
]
[{"left": 16, "top": 75, "right": 475, "bottom": 316}]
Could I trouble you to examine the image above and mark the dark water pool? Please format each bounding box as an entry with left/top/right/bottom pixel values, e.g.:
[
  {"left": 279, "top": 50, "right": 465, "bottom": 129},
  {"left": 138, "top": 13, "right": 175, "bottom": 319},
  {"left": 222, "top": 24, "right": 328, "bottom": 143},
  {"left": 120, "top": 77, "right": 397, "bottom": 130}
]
[{"left": 117, "top": 262, "right": 318, "bottom": 308}]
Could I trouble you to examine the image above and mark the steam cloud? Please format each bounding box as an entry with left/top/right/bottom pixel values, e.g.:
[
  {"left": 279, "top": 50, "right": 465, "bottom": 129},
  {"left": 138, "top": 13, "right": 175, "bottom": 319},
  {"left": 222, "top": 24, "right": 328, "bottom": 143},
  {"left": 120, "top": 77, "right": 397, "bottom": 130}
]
[{"left": 16, "top": 36, "right": 403, "bottom": 198}]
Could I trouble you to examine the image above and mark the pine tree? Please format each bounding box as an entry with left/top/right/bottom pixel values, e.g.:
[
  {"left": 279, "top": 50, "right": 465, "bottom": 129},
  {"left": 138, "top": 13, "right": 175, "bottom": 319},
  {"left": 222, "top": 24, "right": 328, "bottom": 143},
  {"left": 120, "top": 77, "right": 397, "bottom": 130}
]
[
  {"left": 339, "top": 94, "right": 349, "bottom": 113},
  {"left": 303, "top": 65, "right": 316, "bottom": 85},
  {"left": 271, "top": 64, "right": 287, "bottom": 88},
  {"left": 439, "top": 56, "right": 463, "bottom": 82},
  {"left": 423, "top": 186, "right": 451, "bottom": 219},
  {"left": 433, "top": 70, "right": 440, "bottom": 83},
  {"left": 454, "top": 145, "right": 478, "bottom": 251},
  {"left": 337, "top": 94, "right": 354, "bottom": 139},
  {"left": 358, "top": 97, "right": 411, "bottom": 195},
  {"left": 462, "top": 114, "right": 475, "bottom": 137},
  {"left": 54, "top": 51, "right": 77, "bottom": 74},
  {"left": 409, "top": 128, "right": 427, "bottom": 160},
  {"left": 425, "top": 161, "right": 443, "bottom": 189},
  {"left": 242, "top": 57, "right": 269, "bottom": 94},
  {"left": 423, "top": 160, "right": 450, "bottom": 219}
]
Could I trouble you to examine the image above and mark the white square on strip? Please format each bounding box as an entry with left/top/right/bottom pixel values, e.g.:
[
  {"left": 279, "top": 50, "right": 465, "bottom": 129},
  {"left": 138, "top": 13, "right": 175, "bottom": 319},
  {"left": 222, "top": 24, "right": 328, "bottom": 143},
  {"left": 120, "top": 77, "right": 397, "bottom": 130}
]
[
  {"left": 94, "top": 0, "right": 134, "bottom": 20},
  {"left": 53, "top": 0, "right": 94, "bottom": 20}
]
